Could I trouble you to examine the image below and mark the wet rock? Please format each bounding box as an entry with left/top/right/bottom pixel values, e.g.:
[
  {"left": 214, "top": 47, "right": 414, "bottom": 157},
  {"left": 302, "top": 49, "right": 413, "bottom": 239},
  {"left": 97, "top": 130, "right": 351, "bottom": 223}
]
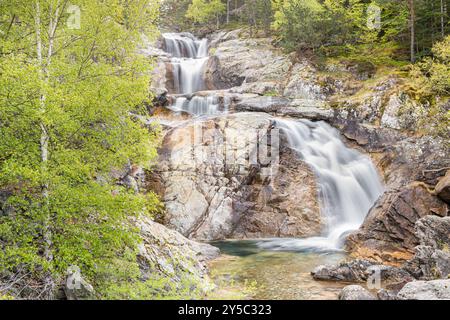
[
  {"left": 346, "top": 184, "right": 448, "bottom": 264},
  {"left": 435, "top": 170, "right": 450, "bottom": 203},
  {"left": 397, "top": 279, "right": 450, "bottom": 300},
  {"left": 338, "top": 285, "right": 376, "bottom": 300}
]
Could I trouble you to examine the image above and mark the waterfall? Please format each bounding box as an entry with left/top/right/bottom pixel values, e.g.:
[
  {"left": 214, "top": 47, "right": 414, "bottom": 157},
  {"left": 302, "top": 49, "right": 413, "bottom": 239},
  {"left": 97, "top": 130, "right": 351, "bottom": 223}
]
[
  {"left": 162, "top": 33, "right": 209, "bottom": 95},
  {"left": 162, "top": 32, "right": 225, "bottom": 116},
  {"left": 259, "top": 119, "right": 384, "bottom": 252},
  {"left": 170, "top": 95, "right": 226, "bottom": 116}
]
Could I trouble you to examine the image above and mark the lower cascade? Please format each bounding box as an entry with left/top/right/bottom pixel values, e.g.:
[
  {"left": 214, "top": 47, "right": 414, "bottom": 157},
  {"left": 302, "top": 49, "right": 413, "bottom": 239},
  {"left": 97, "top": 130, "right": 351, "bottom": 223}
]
[
  {"left": 259, "top": 119, "right": 384, "bottom": 251},
  {"left": 169, "top": 94, "right": 230, "bottom": 116}
]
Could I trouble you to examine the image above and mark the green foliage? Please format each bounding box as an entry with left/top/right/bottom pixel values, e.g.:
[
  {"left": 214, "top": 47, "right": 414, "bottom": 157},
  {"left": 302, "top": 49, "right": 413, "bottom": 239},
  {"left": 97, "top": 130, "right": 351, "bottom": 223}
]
[
  {"left": 0, "top": 0, "right": 166, "bottom": 299},
  {"left": 186, "top": 0, "right": 226, "bottom": 25},
  {"left": 411, "top": 36, "right": 450, "bottom": 95},
  {"left": 271, "top": 0, "right": 409, "bottom": 52}
]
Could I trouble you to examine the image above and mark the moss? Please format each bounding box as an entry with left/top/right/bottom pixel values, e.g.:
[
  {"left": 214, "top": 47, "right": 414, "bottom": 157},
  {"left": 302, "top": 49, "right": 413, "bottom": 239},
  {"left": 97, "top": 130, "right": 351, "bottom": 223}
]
[{"left": 263, "top": 90, "right": 280, "bottom": 97}]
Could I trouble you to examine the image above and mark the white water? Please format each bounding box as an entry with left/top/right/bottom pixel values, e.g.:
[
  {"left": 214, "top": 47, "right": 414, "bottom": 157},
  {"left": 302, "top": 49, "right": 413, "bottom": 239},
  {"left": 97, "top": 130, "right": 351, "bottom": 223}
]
[
  {"left": 258, "top": 119, "right": 384, "bottom": 252},
  {"left": 162, "top": 33, "right": 209, "bottom": 95},
  {"left": 170, "top": 95, "right": 230, "bottom": 116}
]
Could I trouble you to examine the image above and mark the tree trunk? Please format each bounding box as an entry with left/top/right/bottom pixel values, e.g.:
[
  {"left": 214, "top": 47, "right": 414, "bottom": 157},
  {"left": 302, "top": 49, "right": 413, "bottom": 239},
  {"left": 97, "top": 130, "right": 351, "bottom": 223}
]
[
  {"left": 35, "top": 0, "right": 64, "bottom": 299},
  {"left": 227, "top": 0, "right": 230, "bottom": 24},
  {"left": 409, "top": 0, "right": 416, "bottom": 63},
  {"left": 441, "top": 0, "right": 445, "bottom": 38}
]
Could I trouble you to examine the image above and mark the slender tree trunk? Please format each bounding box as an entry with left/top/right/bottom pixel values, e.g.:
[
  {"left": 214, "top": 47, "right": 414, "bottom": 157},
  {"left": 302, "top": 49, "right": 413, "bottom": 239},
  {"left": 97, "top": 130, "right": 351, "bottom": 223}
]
[
  {"left": 35, "top": 0, "right": 64, "bottom": 299},
  {"left": 409, "top": 0, "right": 416, "bottom": 63},
  {"left": 227, "top": 0, "right": 230, "bottom": 24},
  {"left": 441, "top": 0, "right": 446, "bottom": 38}
]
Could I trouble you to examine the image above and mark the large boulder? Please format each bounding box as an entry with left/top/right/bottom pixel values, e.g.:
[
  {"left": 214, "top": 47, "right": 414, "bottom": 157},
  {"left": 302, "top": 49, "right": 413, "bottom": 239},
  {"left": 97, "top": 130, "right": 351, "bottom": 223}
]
[
  {"left": 397, "top": 279, "right": 450, "bottom": 300},
  {"left": 137, "top": 216, "right": 220, "bottom": 284},
  {"left": 312, "top": 259, "right": 413, "bottom": 289},
  {"left": 346, "top": 184, "right": 448, "bottom": 264},
  {"left": 311, "top": 260, "right": 376, "bottom": 282},
  {"left": 149, "top": 112, "right": 322, "bottom": 240}
]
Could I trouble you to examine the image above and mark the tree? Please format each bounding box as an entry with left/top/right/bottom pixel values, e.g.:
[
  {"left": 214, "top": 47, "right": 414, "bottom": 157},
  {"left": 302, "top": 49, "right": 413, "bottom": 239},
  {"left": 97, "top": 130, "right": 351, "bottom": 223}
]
[
  {"left": 0, "top": 0, "right": 161, "bottom": 299},
  {"left": 185, "top": 0, "right": 226, "bottom": 29},
  {"left": 409, "top": 0, "right": 416, "bottom": 62}
]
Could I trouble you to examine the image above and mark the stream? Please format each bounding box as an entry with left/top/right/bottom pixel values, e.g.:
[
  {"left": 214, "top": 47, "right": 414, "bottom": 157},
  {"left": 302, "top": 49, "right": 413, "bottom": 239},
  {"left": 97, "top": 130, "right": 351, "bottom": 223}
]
[{"left": 209, "top": 240, "right": 348, "bottom": 300}]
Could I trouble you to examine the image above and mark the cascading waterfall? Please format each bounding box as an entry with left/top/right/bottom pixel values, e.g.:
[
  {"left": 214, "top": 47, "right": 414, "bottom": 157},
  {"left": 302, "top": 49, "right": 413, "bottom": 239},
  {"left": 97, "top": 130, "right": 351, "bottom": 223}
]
[
  {"left": 170, "top": 95, "right": 228, "bottom": 116},
  {"left": 161, "top": 33, "right": 383, "bottom": 252},
  {"left": 162, "top": 33, "right": 225, "bottom": 116},
  {"left": 259, "top": 119, "right": 384, "bottom": 252},
  {"left": 162, "top": 33, "right": 210, "bottom": 100}
]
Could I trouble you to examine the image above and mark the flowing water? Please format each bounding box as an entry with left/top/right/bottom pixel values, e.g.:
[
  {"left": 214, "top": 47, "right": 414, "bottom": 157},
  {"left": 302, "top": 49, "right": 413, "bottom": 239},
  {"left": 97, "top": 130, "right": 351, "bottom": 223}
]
[
  {"left": 258, "top": 119, "right": 384, "bottom": 252},
  {"left": 209, "top": 241, "right": 349, "bottom": 300},
  {"left": 162, "top": 33, "right": 208, "bottom": 94},
  {"left": 159, "top": 33, "right": 384, "bottom": 299},
  {"left": 162, "top": 33, "right": 226, "bottom": 116}
]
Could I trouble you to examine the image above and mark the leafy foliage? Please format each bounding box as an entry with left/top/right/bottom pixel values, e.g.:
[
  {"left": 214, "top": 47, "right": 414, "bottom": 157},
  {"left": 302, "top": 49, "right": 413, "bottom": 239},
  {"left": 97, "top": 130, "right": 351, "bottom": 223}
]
[
  {"left": 0, "top": 0, "right": 166, "bottom": 299},
  {"left": 186, "top": 0, "right": 226, "bottom": 26}
]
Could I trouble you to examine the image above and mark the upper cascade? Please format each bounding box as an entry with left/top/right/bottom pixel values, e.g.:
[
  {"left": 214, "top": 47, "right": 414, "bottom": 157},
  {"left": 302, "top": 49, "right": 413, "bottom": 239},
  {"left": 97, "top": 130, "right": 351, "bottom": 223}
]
[
  {"left": 161, "top": 33, "right": 209, "bottom": 96},
  {"left": 162, "top": 33, "right": 208, "bottom": 59}
]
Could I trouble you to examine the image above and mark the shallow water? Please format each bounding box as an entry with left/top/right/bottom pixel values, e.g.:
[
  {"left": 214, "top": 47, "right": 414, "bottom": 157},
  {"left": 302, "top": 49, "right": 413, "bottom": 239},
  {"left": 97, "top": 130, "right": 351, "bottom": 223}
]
[{"left": 209, "top": 240, "right": 349, "bottom": 300}]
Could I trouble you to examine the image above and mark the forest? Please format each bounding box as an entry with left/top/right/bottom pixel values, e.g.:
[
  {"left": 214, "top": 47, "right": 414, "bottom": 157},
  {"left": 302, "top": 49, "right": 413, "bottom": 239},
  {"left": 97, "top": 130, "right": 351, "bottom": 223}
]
[{"left": 0, "top": 0, "right": 449, "bottom": 301}]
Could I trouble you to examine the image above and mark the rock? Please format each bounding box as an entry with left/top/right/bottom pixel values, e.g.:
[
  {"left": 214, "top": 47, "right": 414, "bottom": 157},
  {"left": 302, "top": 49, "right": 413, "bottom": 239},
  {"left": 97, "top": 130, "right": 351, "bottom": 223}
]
[
  {"left": 276, "top": 106, "right": 333, "bottom": 122},
  {"left": 136, "top": 216, "right": 220, "bottom": 284},
  {"left": 235, "top": 96, "right": 290, "bottom": 113},
  {"left": 397, "top": 279, "right": 450, "bottom": 300},
  {"left": 283, "top": 61, "right": 325, "bottom": 102},
  {"left": 338, "top": 285, "right": 376, "bottom": 300},
  {"left": 64, "top": 267, "right": 95, "bottom": 300},
  {"left": 406, "top": 246, "right": 450, "bottom": 280},
  {"left": 435, "top": 170, "right": 450, "bottom": 203},
  {"left": 230, "top": 81, "right": 283, "bottom": 96},
  {"left": 415, "top": 215, "right": 450, "bottom": 249},
  {"left": 150, "top": 112, "right": 322, "bottom": 240},
  {"left": 205, "top": 31, "right": 292, "bottom": 92},
  {"left": 346, "top": 184, "right": 448, "bottom": 264},
  {"left": 365, "top": 265, "right": 414, "bottom": 290},
  {"left": 377, "top": 289, "right": 398, "bottom": 300},
  {"left": 311, "top": 259, "right": 376, "bottom": 282},
  {"left": 380, "top": 93, "right": 425, "bottom": 131},
  {"left": 404, "top": 216, "right": 450, "bottom": 280}
]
